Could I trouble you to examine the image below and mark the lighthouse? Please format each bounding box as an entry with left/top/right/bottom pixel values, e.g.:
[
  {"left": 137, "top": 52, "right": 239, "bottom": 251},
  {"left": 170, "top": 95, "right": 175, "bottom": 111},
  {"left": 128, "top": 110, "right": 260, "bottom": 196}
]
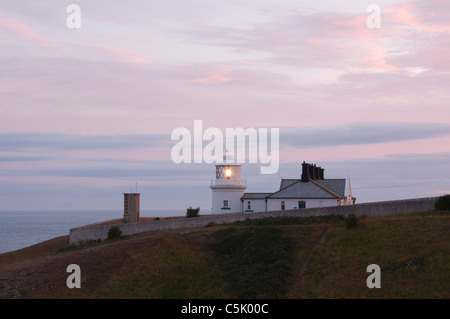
[{"left": 210, "top": 155, "right": 247, "bottom": 214}]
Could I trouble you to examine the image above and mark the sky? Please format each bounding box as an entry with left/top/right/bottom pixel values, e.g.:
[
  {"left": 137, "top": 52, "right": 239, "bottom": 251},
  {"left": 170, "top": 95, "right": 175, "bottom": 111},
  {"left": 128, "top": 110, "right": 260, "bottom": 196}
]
[{"left": 1, "top": 0, "right": 450, "bottom": 213}]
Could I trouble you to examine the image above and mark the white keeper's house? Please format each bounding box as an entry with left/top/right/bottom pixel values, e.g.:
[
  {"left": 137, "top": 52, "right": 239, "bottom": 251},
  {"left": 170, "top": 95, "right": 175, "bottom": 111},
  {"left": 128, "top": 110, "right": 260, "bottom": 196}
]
[{"left": 210, "top": 161, "right": 355, "bottom": 214}]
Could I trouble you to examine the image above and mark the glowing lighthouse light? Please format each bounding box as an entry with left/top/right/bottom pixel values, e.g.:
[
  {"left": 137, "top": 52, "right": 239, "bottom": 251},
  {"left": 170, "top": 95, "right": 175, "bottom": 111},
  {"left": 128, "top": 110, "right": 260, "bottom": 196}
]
[
  {"left": 210, "top": 163, "right": 246, "bottom": 214},
  {"left": 225, "top": 168, "right": 232, "bottom": 179}
]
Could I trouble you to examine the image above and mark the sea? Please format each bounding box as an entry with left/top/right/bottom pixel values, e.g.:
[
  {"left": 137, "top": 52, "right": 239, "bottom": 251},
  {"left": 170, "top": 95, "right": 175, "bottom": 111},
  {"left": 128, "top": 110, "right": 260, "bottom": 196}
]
[{"left": 0, "top": 209, "right": 184, "bottom": 254}]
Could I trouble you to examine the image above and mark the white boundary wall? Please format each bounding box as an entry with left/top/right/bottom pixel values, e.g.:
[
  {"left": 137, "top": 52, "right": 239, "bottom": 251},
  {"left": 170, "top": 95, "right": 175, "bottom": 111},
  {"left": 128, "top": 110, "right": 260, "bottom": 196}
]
[{"left": 69, "top": 197, "right": 437, "bottom": 245}]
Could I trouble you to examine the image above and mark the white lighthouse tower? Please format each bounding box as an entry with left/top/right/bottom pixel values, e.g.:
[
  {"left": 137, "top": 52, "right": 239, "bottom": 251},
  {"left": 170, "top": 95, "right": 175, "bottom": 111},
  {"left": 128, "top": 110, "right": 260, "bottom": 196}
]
[{"left": 210, "top": 154, "right": 247, "bottom": 214}]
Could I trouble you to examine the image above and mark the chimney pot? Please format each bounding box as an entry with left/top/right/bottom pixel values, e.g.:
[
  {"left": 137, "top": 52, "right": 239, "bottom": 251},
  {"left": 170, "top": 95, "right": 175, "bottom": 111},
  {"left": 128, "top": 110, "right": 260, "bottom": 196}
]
[
  {"left": 308, "top": 164, "right": 315, "bottom": 181},
  {"left": 301, "top": 162, "right": 309, "bottom": 182}
]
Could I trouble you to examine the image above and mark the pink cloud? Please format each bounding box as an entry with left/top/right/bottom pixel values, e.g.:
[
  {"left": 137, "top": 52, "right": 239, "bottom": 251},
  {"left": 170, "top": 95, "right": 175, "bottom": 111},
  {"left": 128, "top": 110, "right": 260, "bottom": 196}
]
[
  {"left": 189, "top": 68, "right": 234, "bottom": 84},
  {"left": 280, "top": 135, "right": 450, "bottom": 164},
  {"left": 384, "top": 3, "right": 423, "bottom": 27},
  {"left": 384, "top": 1, "right": 450, "bottom": 33},
  {"left": 79, "top": 43, "right": 152, "bottom": 65},
  {"left": 0, "top": 15, "right": 50, "bottom": 46}
]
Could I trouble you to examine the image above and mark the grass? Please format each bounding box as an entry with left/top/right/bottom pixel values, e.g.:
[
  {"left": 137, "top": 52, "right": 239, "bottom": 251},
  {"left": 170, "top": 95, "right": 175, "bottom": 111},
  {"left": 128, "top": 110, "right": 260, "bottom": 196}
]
[
  {"left": 234, "top": 214, "right": 345, "bottom": 226},
  {"left": 56, "top": 235, "right": 129, "bottom": 253},
  {"left": 97, "top": 237, "right": 229, "bottom": 298},
  {"left": 208, "top": 226, "right": 294, "bottom": 298},
  {"left": 297, "top": 212, "right": 450, "bottom": 298},
  {"left": 1, "top": 210, "right": 448, "bottom": 299},
  {"left": 56, "top": 239, "right": 102, "bottom": 253}
]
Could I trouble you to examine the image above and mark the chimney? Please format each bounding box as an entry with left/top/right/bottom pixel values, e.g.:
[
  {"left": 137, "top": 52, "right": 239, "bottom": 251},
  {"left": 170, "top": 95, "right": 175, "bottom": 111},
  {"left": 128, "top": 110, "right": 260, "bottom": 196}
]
[
  {"left": 314, "top": 164, "right": 320, "bottom": 180},
  {"left": 301, "top": 161, "right": 309, "bottom": 182},
  {"left": 308, "top": 164, "right": 315, "bottom": 181},
  {"left": 302, "top": 161, "right": 325, "bottom": 181}
]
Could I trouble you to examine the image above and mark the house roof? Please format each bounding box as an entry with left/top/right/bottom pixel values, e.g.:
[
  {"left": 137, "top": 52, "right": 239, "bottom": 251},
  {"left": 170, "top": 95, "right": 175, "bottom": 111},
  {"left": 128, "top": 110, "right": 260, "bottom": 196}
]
[
  {"left": 268, "top": 180, "right": 333, "bottom": 199},
  {"left": 313, "top": 179, "right": 346, "bottom": 197},
  {"left": 242, "top": 178, "right": 347, "bottom": 200},
  {"left": 241, "top": 193, "right": 272, "bottom": 199},
  {"left": 279, "top": 179, "right": 300, "bottom": 189}
]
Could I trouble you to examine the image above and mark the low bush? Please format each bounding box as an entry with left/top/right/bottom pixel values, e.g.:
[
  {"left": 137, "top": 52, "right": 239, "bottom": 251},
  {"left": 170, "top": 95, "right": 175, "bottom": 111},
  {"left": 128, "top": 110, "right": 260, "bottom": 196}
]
[
  {"left": 186, "top": 206, "right": 200, "bottom": 218},
  {"left": 345, "top": 214, "right": 358, "bottom": 228},
  {"left": 434, "top": 194, "right": 450, "bottom": 211},
  {"left": 108, "top": 226, "right": 122, "bottom": 240}
]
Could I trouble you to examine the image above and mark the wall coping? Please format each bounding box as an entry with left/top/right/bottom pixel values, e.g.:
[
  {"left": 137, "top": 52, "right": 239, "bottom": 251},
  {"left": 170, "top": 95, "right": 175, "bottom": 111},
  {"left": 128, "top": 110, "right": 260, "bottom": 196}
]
[{"left": 69, "top": 197, "right": 438, "bottom": 245}]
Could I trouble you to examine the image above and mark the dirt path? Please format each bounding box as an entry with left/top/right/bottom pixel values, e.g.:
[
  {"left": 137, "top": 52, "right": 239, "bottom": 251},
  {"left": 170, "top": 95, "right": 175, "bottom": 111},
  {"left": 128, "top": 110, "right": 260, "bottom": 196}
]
[{"left": 292, "top": 225, "right": 330, "bottom": 297}]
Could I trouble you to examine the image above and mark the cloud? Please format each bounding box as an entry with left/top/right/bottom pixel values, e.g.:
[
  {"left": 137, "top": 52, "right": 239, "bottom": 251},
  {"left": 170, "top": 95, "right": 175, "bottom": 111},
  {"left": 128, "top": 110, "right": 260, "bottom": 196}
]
[
  {"left": 1, "top": 1, "right": 450, "bottom": 210},
  {"left": 169, "top": 0, "right": 450, "bottom": 74},
  {"left": 0, "top": 155, "right": 49, "bottom": 162},
  {"left": 172, "top": 7, "right": 399, "bottom": 71},
  {"left": 1, "top": 165, "right": 208, "bottom": 179},
  {"left": 189, "top": 68, "right": 234, "bottom": 84},
  {"left": 0, "top": 132, "right": 168, "bottom": 151},
  {"left": 280, "top": 122, "right": 450, "bottom": 148},
  {"left": 0, "top": 14, "right": 50, "bottom": 45}
]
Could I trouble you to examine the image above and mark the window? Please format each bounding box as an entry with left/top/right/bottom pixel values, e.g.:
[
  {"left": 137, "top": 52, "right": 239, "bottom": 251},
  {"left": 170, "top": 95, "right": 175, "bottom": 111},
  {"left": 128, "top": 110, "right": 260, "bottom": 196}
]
[
  {"left": 223, "top": 200, "right": 229, "bottom": 207},
  {"left": 225, "top": 168, "right": 232, "bottom": 179},
  {"left": 281, "top": 201, "right": 285, "bottom": 210},
  {"left": 298, "top": 201, "right": 306, "bottom": 209},
  {"left": 247, "top": 201, "right": 251, "bottom": 210},
  {"left": 124, "top": 196, "right": 129, "bottom": 215}
]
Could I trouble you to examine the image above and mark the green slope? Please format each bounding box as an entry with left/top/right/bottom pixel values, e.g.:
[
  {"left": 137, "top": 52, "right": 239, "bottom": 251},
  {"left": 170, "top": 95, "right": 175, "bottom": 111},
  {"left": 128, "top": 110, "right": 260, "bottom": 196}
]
[{"left": 0, "top": 211, "right": 448, "bottom": 299}]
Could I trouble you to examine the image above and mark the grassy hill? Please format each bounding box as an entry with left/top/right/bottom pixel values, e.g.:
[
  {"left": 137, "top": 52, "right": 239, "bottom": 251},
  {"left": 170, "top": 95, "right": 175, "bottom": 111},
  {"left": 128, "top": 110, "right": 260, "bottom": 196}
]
[{"left": 0, "top": 211, "right": 448, "bottom": 299}]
